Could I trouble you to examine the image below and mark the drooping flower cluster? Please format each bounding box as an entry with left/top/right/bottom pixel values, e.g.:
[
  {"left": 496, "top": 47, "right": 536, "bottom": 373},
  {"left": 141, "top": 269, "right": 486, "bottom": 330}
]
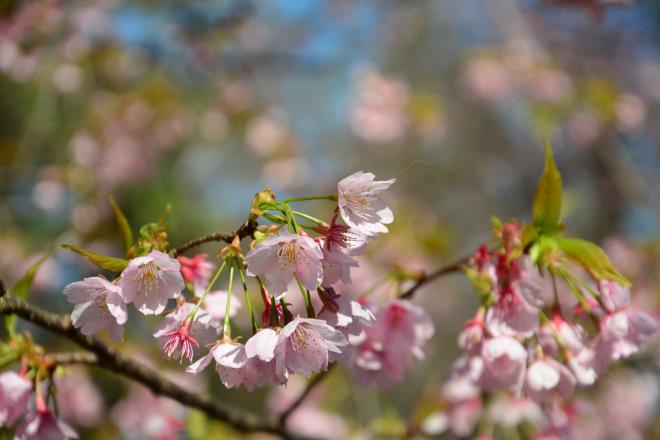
[
  {"left": 425, "top": 222, "right": 658, "bottom": 438},
  {"left": 185, "top": 171, "right": 420, "bottom": 390}
]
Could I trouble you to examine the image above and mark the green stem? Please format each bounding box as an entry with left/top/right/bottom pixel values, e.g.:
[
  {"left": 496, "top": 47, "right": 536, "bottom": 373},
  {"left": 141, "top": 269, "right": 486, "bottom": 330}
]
[
  {"left": 277, "top": 195, "right": 337, "bottom": 204},
  {"left": 223, "top": 266, "right": 235, "bottom": 338},
  {"left": 189, "top": 260, "right": 226, "bottom": 321},
  {"left": 236, "top": 260, "right": 258, "bottom": 334},
  {"left": 291, "top": 210, "right": 327, "bottom": 226},
  {"left": 295, "top": 276, "right": 316, "bottom": 318}
]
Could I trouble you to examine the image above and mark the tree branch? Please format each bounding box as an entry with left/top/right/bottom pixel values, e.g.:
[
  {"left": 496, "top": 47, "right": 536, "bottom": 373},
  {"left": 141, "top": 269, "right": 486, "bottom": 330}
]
[
  {"left": 0, "top": 295, "right": 290, "bottom": 437},
  {"left": 47, "top": 351, "right": 98, "bottom": 366},
  {"left": 399, "top": 255, "right": 471, "bottom": 299},
  {"left": 279, "top": 364, "right": 334, "bottom": 426},
  {"left": 170, "top": 219, "right": 258, "bottom": 257}
]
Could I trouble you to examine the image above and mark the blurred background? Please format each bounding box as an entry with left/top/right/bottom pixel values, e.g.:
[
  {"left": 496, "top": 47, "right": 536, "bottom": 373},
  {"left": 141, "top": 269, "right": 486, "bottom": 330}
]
[{"left": 0, "top": 0, "right": 658, "bottom": 438}]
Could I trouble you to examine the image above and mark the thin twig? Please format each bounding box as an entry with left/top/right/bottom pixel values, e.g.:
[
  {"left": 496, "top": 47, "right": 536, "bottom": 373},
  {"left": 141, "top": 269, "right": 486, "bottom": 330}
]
[
  {"left": 0, "top": 295, "right": 290, "bottom": 437},
  {"left": 169, "top": 219, "right": 258, "bottom": 257},
  {"left": 279, "top": 364, "right": 335, "bottom": 426},
  {"left": 399, "top": 255, "right": 471, "bottom": 299}
]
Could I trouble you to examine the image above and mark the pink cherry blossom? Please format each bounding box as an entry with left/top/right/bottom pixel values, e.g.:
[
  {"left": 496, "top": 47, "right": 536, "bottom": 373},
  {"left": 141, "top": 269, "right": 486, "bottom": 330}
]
[
  {"left": 275, "top": 317, "right": 349, "bottom": 378},
  {"left": 244, "top": 229, "right": 323, "bottom": 295},
  {"left": 440, "top": 398, "right": 484, "bottom": 437},
  {"left": 15, "top": 410, "right": 78, "bottom": 440},
  {"left": 54, "top": 367, "right": 103, "bottom": 428},
  {"left": 63, "top": 276, "right": 127, "bottom": 342},
  {"left": 119, "top": 250, "right": 184, "bottom": 315},
  {"left": 598, "top": 280, "right": 631, "bottom": 312},
  {"left": 488, "top": 396, "right": 544, "bottom": 428},
  {"left": 479, "top": 336, "right": 527, "bottom": 392},
  {"left": 316, "top": 214, "right": 369, "bottom": 256},
  {"left": 0, "top": 371, "right": 32, "bottom": 427},
  {"left": 177, "top": 253, "right": 214, "bottom": 295},
  {"left": 245, "top": 328, "right": 279, "bottom": 361},
  {"left": 595, "top": 308, "right": 657, "bottom": 366},
  {"left": 590, "top": 281, "right": 657, "bottom": 367},
  {"left": 486, "top": 285, "right": 540, "bottom": 338},
  {"left": 457, "top": 312, "right": 485, "bottom": 354},
  {"left": 320, "top": 244, "right": 359, "bottom": 287},
  {"left": 346, "top": 300, "right": 433, "bottom": 388},
  {"left": 524, "top": 358, "right": 576, "bottom": 403},
  {"left": 202, "top": 290, "right": 241, "bottom": 322},
  {"left": 111, "top": 385, "right": 185, "bottom": 440},
  {"left": 337, "top": 171, "right": 395, "bottom": 236},
  {"left": 188, "top": 340, "right": 279, "bottom": 390},
  {"left": 318, "top": 289, "right": 375, "bottom": 339},
  {"left": 153, "top": 303, "right": 218, "bottom": 363}
]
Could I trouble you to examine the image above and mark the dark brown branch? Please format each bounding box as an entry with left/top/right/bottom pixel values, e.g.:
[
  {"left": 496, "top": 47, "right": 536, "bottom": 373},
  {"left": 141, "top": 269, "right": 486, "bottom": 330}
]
[
  {"left": 0, "top": 295, "right": 289, "bottom": 437},
  {"left": 399, "top": 255, "right": 471, "bottom": 300},
  {"left": 170, "top": 219, "right": 258, "bottom": 257},
  {"left": 47, "top": 351, "right": 98, "bottom": 366},
  {"left": 279, "top": 364, "right": 334, "bottom": 426}
]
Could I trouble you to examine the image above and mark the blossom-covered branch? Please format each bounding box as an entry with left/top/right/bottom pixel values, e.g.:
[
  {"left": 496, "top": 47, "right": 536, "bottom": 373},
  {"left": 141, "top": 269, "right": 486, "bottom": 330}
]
[{"left": 0, "top": 294, "right": 289, "bottom": 437}]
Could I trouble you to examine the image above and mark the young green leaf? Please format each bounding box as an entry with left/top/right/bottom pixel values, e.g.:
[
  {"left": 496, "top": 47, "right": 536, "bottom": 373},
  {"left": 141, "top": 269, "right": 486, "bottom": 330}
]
[
  {"left": 5, "top": 252, "right": 52, "bottom": 333},
  {"left": 557, "top": 237, "right": 631, "bottom": 287},
  {"left": 12, "top": 253, "right": 52, "bottom": 299},
  {"left": 62, "top": 244, "right": 128, "bottom": 272},
  {"left": 532, "top": 142, "right": 563, "bottom": 234},
  {"left": 109, "top": 195, "right": 133, "bottom": 255}
]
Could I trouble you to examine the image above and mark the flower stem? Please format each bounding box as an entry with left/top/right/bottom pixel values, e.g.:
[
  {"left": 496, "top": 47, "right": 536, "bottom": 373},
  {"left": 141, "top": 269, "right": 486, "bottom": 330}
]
[
  {"left": 295, "top": 276, "right": 316, "bottom": 318},
  {"left": 235, "top": 260, "right": 258, "bottom": 334},
  {"left": 278, "top": 195, "right": 337, "bottom": 204},
  {"left": 291, "top": 210, "right": 327, "bottom": 226},
  {"left": 223, "top": 265, "right": 235, "bottom": 338},
  {"left": 189, "top": 260, "right": 226, "bottom": 321}
]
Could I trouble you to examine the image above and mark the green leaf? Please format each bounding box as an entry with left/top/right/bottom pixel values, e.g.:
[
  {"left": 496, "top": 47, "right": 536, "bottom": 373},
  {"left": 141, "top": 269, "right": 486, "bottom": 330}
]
[
  {"left": 532, "top": 142, "right": 563, "bottom": 234},
  {"left": 109, "top": 195, "right": 133, "bottom": 256},
  {"left": 5, "top": 252, "right": 52, "bottom": 333},
  {"left": 62, "top": 244, "right": 128, "bottom": 272},
  {"left": 12, "top": 253, "right": 52, "bottom": 299},
  {"left": 557, "top": 237, "right": 631, "bottom": 287}
]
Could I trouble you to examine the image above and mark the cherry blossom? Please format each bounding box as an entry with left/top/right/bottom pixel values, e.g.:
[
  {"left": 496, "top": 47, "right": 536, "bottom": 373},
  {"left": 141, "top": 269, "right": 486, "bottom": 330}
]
[
  {"left": 63, "top": 276, "right": 127, "bottom": 342},
  {"left": 478, "top": 336, "right": 527, "bottom": 392},
  {"left": 0, "top": 371, "right": 32, "bottom": 427},
  {"left": 317, "top": 289, "right": 375, "bottom": 340},
  {"left": 593, "top": 281, "right": 657, "bottom": 367},
  {"left": 202, "top": 290, "right": 241, "bottom": 322},
  {"left": 177, "top": 253, "right": 214, "bottom": 295},
  {"left": 153, "top": 303, "right": 218, "bottom": 363},
  {"left": 188, "top": 340, "right": 280, "bottom": 390},
  {"left": 244, "top": 229, "right": 324, "bottom": 295},
  {"left": 119, "top": 250, "right": 184, "bottom": 315},
  {"left": 15, "top": 410, "right": 78, "bottom": 440},
  {"left": 524, "top": 358, "right": 576, "bottom": 403},
  {"left": 316, "top": 215, "right": 369, "bottom": 256},
  {"left": 275, "top": 317, "right": 349, "bottom": 378},
  {"left": 346, "top": 300, "right": 433, "bottom": 388},
  {"left": 337, "top": 171, "right": 395, "bottom": 236}
]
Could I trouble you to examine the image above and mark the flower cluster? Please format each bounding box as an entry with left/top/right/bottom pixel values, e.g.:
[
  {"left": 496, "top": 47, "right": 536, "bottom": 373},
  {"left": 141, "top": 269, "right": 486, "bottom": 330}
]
[
  {"left": 424, "top": 221, "right": 658, "bottom": 438},
  {"left": 184, "top": 171, "right": 433, "bottom": 390},
  {"left": 56, "top": 171, "right": 435, "bottom": 393}
]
